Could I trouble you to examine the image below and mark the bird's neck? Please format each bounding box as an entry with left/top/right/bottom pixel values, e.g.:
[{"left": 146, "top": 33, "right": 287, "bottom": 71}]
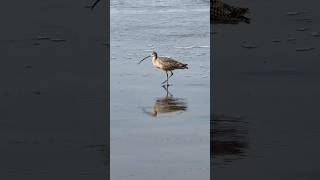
[{"left": 152, "top": 56, "right": 157, "bottom": 62}]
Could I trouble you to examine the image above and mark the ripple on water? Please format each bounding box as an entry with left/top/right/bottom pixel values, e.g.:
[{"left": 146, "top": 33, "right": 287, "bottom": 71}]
[{"left": 212, "top": 115, "right": 249, "bottom": 168}]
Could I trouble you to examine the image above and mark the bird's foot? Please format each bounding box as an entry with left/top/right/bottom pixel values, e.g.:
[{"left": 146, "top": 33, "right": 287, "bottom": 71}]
[
  {"left": 161, "top": 84, "right": 172, "bottom": 88},
  {"left": 161, "top": 80, "right": 168, "bottom": 84}
]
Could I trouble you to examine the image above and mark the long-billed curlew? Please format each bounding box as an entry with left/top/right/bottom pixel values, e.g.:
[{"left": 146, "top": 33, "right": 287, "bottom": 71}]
[{"left": 138, "top": 51, "right": 188, "bottom": 85}]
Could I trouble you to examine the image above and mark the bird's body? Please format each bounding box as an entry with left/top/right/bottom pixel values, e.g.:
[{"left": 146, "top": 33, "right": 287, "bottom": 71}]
[
  {"left": 138, "top": 51, "right": 188, "bottom": 85},
  {"left": 152, "top": 56, "right": 188, "bottom": 71}
]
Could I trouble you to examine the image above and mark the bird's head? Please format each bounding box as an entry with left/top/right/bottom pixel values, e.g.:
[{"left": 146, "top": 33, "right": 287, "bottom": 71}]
[
  {"left": 138, "top": 50, "right": 157, "bottom": 64},
  {"left": 151, "top": 51, "right": 158, "bottom": 58}
]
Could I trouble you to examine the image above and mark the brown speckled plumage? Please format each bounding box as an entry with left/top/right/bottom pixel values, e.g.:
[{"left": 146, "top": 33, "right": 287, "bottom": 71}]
[
  {"left": 154, "top": 56, "right": 188, "bottom": 71},
  {"left": 138, "top": 51, "right": 188, "bottom": 85}
]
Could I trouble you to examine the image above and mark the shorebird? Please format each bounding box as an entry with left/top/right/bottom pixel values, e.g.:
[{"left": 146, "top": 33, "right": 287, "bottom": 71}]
[
  {"left": 211, "top": 0, "right": 250, "bottom": 24},
  {"left": 138, "top": 51, "right": 188, "bottom": 85}
]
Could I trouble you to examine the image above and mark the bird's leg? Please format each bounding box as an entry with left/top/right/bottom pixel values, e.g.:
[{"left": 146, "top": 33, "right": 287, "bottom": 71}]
[
  {"left": 169, "top": 71, "right": 173, "bottom": 79},
  {"left": 162, "top": 84, "right": 169, "bottom": 96},
  {"left": 162, "top": 71, "right": 174, "bottom": 86},
  {"left": 166, "top": 86, "right": 173, "bottom": 97},
  {"left": 161, "top": 71, "right": 169, "bottom": 84},
  {"left": 162, "top": 84, "right": 168, "bottom": 91},
  {"left": 161, "top": 84, "right": 173, "bottom": 98}
]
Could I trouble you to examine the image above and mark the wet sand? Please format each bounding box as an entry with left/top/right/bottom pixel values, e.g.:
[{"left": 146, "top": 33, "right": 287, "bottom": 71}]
[
  {"left": 213, "top": 0, "right": 320, "bottom": 179},
  {"left": 111, "top": 0, "right": 210, "bottom": 179},
  {"left": 0, "top": 1, "right": 108, "bottom": 179}
]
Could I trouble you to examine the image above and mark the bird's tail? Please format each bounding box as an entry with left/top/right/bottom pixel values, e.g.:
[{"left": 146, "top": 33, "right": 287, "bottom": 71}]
[
  {"left": 176, "top": 63, "right": 188, "bottom": 69},
  {"left": 182, "top": 64, "right": 188, "bottom": 69}
]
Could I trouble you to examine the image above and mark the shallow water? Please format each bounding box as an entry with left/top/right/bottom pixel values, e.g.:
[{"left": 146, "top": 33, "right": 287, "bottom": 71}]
[
  {"left": 110, "top": 0, "right": 210, "bottom": 179},
  {"left": 213, "top": 0, "right": 320, "bottom": 179}
]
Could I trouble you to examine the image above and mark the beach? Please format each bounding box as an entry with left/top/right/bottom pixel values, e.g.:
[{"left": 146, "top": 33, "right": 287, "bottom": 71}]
[
  {"left": 111, "top": 0, "right": 210, "bottom": 179},
  {"left": 0, "top": 0, "right": 108, "bottom": 179},
  {"left": 213, "top": 0, "right": 320, "bottom": 179}
]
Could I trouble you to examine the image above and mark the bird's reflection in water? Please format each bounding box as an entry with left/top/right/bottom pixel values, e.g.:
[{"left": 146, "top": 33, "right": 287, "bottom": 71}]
[
  {"left": 145, "top": 85, "right": 187, "bottom": 117},
  {"left": 211, "top": 114, "right": 249, "bottom": 168}
]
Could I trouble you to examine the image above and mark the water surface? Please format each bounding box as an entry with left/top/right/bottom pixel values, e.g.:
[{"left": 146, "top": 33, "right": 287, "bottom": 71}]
[
  {"left": 111, "top": 0, "right": 210, "bottom": 179},
  {"left": 213, "top": 0, "right": 320, "bottom": 179}
]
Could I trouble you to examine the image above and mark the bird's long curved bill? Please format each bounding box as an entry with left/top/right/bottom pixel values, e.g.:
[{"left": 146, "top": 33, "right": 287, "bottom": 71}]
[{"left": 138, "top": 55, "right": 151, "bottom": 64}]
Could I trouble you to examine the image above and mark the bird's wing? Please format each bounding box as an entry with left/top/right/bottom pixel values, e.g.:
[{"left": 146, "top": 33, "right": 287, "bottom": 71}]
[
  {"left": 159, "top": 56, "right": 179, "bottom": 64},
  {"left": 161, "top": 56, "right": 184, "bottom": 63},
  {"left": 158, "top": 56, "right": 187, "bottom": 69}
]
